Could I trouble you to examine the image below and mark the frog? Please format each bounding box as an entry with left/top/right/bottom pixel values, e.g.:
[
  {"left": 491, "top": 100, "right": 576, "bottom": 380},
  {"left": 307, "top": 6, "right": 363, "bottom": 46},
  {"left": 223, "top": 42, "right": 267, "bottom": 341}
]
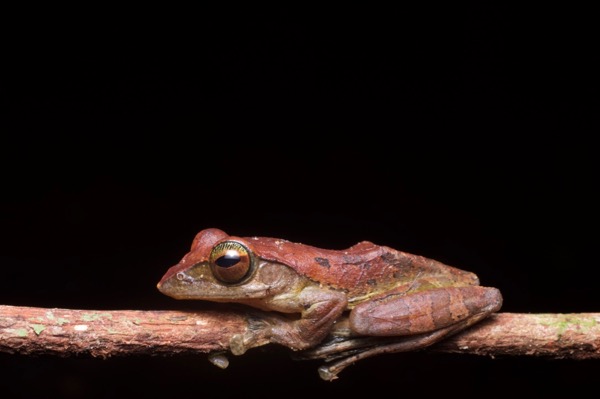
[{"left": 157, "top": 228, "right": 502, "bottom": 380}]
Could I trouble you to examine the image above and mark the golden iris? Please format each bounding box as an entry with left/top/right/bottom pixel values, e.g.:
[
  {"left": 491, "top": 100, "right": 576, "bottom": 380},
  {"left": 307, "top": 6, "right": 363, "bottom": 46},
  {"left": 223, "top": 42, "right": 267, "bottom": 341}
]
[{"left": 209, "top": 241, "right": 254, "bottom": 284}]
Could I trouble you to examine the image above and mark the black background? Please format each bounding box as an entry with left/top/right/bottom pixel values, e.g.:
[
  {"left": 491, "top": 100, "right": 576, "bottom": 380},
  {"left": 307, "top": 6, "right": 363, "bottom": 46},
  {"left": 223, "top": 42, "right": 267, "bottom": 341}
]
[{"left": 1, "top": 5, "right": 598, "bottom": 398}]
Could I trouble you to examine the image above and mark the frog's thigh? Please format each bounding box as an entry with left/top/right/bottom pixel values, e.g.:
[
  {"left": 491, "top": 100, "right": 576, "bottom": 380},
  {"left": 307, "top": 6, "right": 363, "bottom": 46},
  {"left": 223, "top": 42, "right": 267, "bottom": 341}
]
[{"left": 349, "top": 286, "right": 501, "bottom": 336}]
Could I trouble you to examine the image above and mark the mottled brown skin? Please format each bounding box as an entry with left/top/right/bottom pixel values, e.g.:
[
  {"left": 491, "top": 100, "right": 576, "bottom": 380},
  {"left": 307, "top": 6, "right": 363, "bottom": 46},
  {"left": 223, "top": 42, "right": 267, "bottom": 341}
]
[{"left": 158, "top": 228, "right": 502, "bottom": 360}]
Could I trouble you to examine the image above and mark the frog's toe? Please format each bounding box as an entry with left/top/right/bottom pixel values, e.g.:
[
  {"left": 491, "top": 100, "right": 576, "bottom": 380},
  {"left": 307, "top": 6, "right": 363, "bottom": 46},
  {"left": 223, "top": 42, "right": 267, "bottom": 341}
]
[{"left": 229, "top": 334, "right": 248, "bottom": 355}]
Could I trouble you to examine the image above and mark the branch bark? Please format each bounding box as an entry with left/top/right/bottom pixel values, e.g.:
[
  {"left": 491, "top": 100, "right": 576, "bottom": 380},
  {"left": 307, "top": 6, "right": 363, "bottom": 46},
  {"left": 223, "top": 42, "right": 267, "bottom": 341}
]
[{"left": 1, "top": 305, "right": 599, "bottom": 361}]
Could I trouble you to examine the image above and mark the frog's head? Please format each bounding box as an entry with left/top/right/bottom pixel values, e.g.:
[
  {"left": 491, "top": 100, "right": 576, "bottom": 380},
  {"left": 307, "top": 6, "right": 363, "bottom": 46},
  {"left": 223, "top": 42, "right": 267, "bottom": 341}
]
[{"left": 157, "top": 228, "right": 302, "bottom": 305}]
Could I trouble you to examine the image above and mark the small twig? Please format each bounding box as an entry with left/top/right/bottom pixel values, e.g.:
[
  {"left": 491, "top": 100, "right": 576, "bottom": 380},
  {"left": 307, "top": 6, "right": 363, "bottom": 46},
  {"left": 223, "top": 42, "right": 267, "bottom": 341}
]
[{"left": 1, "top": 305, "right": 599, "bottom": 360}]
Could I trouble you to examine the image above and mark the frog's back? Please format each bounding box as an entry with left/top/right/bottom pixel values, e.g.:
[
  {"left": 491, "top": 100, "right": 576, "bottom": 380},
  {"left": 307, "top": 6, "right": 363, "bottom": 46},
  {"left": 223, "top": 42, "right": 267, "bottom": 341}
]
[{"left": 248, "top": 237, "right": 480, "bottom": 300}]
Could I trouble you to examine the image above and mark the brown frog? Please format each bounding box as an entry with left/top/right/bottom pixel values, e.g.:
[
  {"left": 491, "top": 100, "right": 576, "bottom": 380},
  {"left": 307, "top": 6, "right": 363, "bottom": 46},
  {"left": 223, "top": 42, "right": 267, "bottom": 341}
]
[{"left": 157, "top": 228, "right": 502, "bottom": 380}]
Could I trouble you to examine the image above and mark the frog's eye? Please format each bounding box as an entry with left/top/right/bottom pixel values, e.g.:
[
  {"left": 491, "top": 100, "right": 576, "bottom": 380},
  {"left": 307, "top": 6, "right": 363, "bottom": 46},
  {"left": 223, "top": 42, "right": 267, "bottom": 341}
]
[{"left": 209, "top": 241, "right": 254, "bottom": 284}]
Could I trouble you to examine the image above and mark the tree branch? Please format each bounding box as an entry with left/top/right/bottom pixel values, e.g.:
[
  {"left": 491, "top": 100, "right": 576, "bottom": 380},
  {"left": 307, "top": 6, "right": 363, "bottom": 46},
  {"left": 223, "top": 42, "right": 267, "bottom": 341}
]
[
  {"left": 430, "top": 312, "right": 600, "bottom": 359},
  {"left": 1, "top": 305, "right": 599, "bottom": 362}
]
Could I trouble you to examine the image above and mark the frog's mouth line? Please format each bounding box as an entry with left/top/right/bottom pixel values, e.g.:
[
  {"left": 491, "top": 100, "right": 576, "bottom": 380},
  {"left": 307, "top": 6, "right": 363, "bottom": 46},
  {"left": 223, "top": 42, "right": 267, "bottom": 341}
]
[
  {"left": 158, "top": 277, "right": 273, "bottom": 300},
  {"left": 185, "top": 287, "right": 272, "bottom": 300}
]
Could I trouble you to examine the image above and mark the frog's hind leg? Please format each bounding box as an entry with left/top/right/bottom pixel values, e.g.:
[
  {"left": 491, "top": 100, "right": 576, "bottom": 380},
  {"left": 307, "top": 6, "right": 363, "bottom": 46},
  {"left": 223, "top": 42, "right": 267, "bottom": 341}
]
[
  {"left": 314, "top": 309, "right": 492, "bottom": 381},
  {"left": 296, "top": 286, "right": 502, "bottom": 381},
  {"left": 349, "top": 286, "right": 502, "bottom": 337}
]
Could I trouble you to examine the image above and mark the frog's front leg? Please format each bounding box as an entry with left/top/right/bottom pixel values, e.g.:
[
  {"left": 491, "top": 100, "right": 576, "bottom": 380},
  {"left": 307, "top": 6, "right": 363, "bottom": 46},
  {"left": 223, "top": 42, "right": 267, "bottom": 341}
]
[{"left": 231, "top": 286, "right": 348, "bottom": 354}]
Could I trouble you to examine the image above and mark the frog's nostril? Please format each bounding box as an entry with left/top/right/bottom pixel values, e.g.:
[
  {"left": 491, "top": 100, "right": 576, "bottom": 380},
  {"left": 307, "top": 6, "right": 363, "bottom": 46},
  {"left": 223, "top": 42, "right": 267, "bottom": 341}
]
[{"left": 174, "top": 271, "right": 195, "bottom": 284}]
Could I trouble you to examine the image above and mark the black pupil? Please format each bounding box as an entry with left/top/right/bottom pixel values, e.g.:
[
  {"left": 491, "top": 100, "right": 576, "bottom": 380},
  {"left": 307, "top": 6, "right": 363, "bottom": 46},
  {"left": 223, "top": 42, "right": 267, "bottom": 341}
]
[{"left": 215, "top": 252, "right": 241, "bottom": 268}]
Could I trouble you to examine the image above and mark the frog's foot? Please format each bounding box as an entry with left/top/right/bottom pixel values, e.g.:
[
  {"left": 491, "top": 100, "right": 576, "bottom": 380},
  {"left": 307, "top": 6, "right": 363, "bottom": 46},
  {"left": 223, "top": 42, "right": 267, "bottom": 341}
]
[
  {"left": 293, "top": 335, "right": 387, "bottom": 361},
  {"left": 229, "top": 312, "right": 281, "bottom": 355},
  {"left": 316, "top": 328, "right": 451, "bottom": 381},
  {"left": 229, "top": 325, "right": 264, "bottom": 355}
]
